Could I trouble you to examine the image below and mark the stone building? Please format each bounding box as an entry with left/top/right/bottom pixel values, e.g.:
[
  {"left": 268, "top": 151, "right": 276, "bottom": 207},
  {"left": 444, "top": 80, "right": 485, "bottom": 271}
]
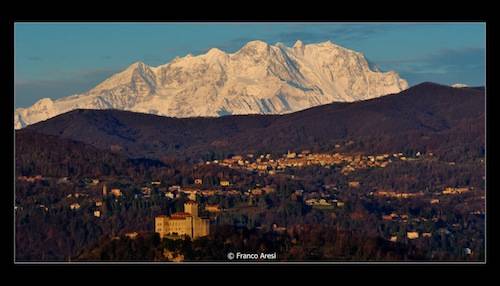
[{"left": 155, "top": 201, "right": 209, "bottom": 239}]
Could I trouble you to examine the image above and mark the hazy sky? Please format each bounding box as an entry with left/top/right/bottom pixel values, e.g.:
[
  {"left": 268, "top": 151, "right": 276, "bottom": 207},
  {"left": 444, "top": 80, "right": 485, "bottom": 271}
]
[{"left": 15, "top": 22, "right": 486, "bottom": 108}]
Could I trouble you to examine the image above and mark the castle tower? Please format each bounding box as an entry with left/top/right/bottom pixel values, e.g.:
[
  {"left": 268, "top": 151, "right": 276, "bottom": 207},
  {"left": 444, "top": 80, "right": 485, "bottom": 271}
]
[{"left": 184, "top": 201, "right": 198, "bottom": 218}]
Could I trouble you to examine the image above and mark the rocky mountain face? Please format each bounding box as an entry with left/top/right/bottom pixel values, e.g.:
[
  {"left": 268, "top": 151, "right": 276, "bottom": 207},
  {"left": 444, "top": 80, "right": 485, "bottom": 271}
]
[{"left": 15, "top": 40, "right": 408, "bottom": 129}]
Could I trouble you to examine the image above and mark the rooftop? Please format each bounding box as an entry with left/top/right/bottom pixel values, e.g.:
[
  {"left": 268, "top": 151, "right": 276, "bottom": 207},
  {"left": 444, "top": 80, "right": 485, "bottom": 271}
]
[{"left": 170, "top": 212, "right": 193, "bottom": 219}]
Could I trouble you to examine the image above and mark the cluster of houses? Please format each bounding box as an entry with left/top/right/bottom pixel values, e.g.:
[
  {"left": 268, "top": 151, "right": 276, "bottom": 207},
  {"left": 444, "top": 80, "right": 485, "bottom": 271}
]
[
  {"left": 65, "top": 191, "right": 104, "bottom": 218},
  {"left": 382, "top": 213, "right": 410, "bottom": 222},
  {"left": 369, "top": 186, "right": 471, "bottom": 202},
  {"left": 442, "top": 187, "right": 470, "bottom": 195},
  {"left": 340, "top": 154, "right": 393, "bottom": 175},
  {"left": 160, "top": 185, "right": 241, "bottom": 200},
  {"left": 206, "top": 150, "right": 418, "bottom": 176},
  {"left": 402, "top": 231, "right": 432, "bottom": 241},
  {"left": 381, "top": 211, "right": 467, "bottom": 243},
  {"left": 374, "top": 190, "right": 425, "bottom": 199},
  {"left": 17, "top": 175, "right": 102, "bottom": 186},
  {"left": 153, "top": 182, "right": 279, "bottom": 201},
  {"left": 55, "top": 177, "right": 278, "bottom": 213},
  {"left": 301, "top": 188, "right": 345, "bottom": 208},
  {"left": 211, "top": 151, "right": 347, "bottom": 173},
  {"left": 17, "top": 175, "right": 44, "bottom": 183},
  {"left": 389, "top": 228, "right": 470, "bottom": 243},
  {"left": 304, "top": 198, "right": 345, "bottom": 208},
  {"left": 384, "top": 211, "right": 450, "bottom": 224},
  {"left": 66, "top": 192, "right": 91, "bottom": 211}
]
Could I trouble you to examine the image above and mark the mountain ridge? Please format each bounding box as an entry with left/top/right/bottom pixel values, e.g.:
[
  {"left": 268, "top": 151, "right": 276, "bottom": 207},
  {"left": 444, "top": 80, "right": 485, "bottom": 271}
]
[
  {"left": 22, "top": 82, "right": 484, "bottom": 161},
  {"left": 15, "top": 40, "right": 408, "bottom": 129}
]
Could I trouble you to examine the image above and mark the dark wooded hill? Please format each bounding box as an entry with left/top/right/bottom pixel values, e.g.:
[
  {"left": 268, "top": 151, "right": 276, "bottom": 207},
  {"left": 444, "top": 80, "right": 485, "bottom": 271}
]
[
  {"left": 15, "top": 130, "right": 168, "bottom": 178},
  {"left": 20, "top": 82, "right": 485, "bottom": 162}
]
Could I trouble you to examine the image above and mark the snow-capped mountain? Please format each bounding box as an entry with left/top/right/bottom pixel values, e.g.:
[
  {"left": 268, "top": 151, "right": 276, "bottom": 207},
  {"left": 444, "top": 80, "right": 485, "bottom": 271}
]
[
  {"left": 15, "top": 40, "right": 408, "bottom": 129},
  {"left": 451, "top": 83, "right": 469, "bottom": 88}
]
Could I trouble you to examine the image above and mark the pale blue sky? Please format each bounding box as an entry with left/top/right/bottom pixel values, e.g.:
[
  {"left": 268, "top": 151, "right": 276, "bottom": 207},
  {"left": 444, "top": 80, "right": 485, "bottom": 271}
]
[{"left": 15, "top": 22, "right": 486, "bottom": 108}]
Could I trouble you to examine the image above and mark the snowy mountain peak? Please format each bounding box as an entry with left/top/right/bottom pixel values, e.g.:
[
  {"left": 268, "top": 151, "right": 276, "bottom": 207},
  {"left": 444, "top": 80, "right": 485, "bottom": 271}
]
[
  {"left": 451, "top": 83, "right": 468, "bottom": 88},
  {"left": 91, "top": 61, "right": 155, "bottom": 94},
  {"left": 242, "top": 40, "right": 269, "bottom": 48},
  {"left": 33, "top": 97, "right": 54, "bottom": 108},
  {"left": 204, "top": 48, "right": 227, "bottom": 61},
  {"left": 293, "top": 40, "right": 304, "bottom": 48},
  {"left": 292, "top": 40, "right": 305, "bottom": 55},
  {"left": 15, "top": 40, "right": 409, "bottom": 129},
  {"left": 239, "top": 40, "right": 271, "bottom": 54},
  {"left": 206, "top": 47, "right": 225, "bottom": 55},
  {"left": 129, "top": 61, "right": 147, "bottom": 68}
]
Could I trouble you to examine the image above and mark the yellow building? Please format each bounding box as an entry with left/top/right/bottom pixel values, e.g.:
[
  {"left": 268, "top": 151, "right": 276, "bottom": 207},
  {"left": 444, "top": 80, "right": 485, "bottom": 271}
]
[
  {"left": 155, "top": 201, "right": 209, "bottom": 239},
  {"left": 111, "top": 188, "right": 122, "bottom": 197},
  {"left": 348, "top": 181, "right": 360, "bottom": 188},
  {"left": 442, "top": 187, "right": 469, "bottom": 195},
  {"left": 407, "top": 231, "right": 419, "bottom": 240}
]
